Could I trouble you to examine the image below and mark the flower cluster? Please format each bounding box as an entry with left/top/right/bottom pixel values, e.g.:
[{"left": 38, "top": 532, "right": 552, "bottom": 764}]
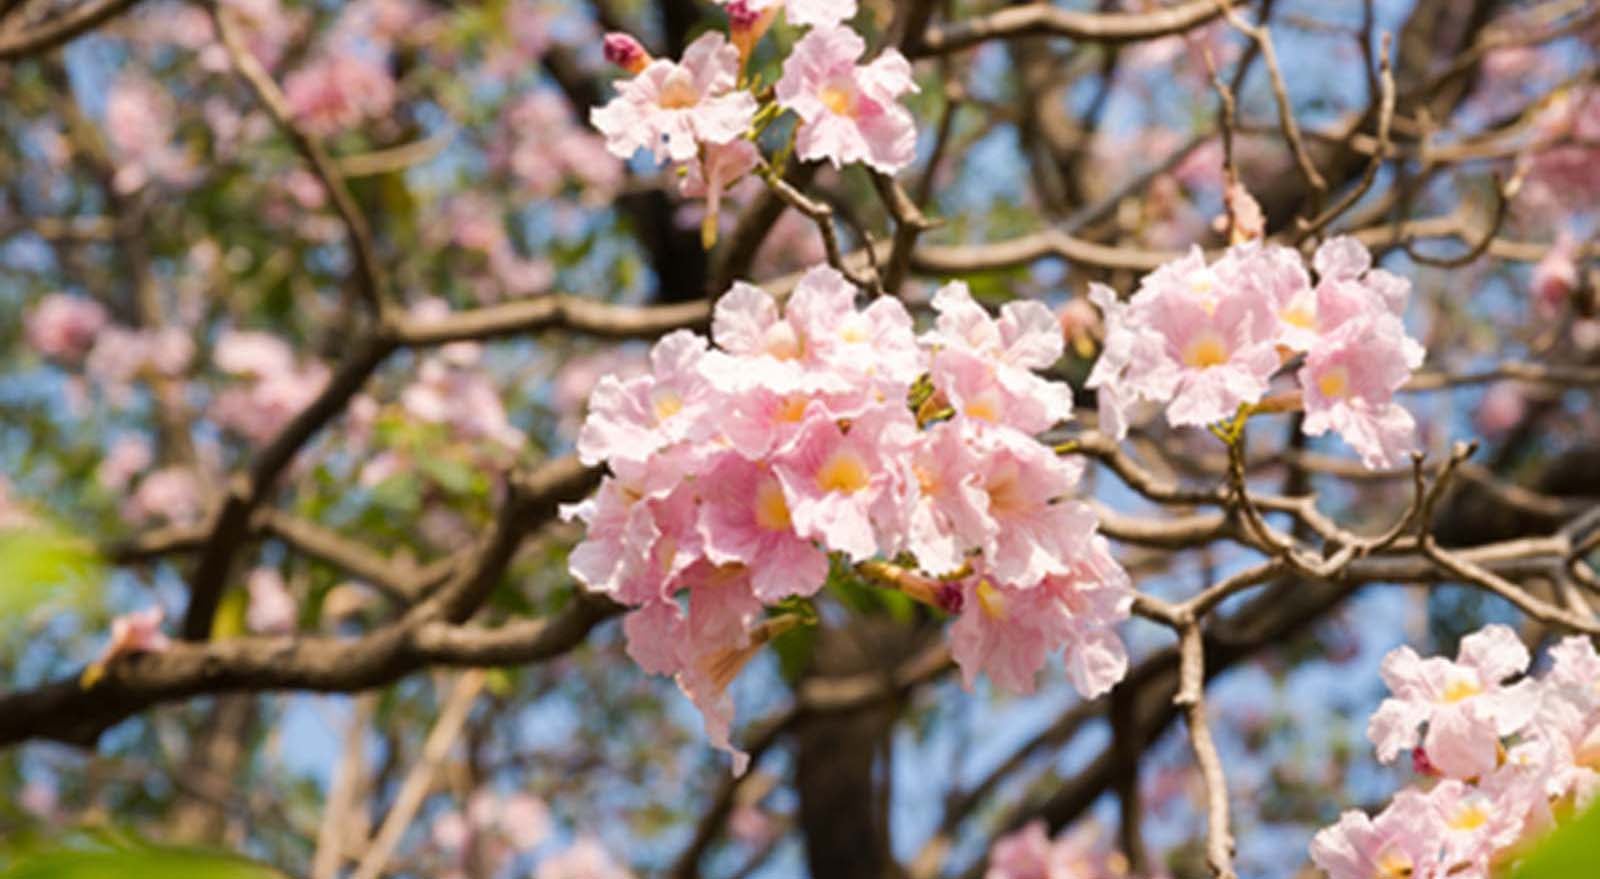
[
  {"left": 985, "top": 820, "right": 1168, "bottom": 879},
  {"left": 1088, "top": 237, "right": 1424, "bottom": 468},
  {"left": 566, "top": 266, "right": 1131, "bottom": 770},
  {"left": 590, "top": 10, "right": 918, "bottom": 242},
  {"left": 1313, "top": 625, "right": 1600, "bottom": 878}
]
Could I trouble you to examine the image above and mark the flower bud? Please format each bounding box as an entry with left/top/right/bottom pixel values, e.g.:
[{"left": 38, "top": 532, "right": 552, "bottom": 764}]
[{"left": 602, "top": 32, "right": 651, "bottom": 75}]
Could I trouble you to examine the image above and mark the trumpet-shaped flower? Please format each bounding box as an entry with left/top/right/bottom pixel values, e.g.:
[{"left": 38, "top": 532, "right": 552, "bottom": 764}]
[
  {"left": 775, "top": 26, "right": 917, "bottom": 174},
  {"left": 590, "top": 32, "right": 756, "bottom": 164},
  {"left": 1366, "top": 624, "right": 1539, "bottom": 779}
]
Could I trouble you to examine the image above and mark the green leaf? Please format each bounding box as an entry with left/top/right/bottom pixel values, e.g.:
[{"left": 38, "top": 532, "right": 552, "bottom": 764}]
[
  {"left": 0, "top": 838, "right": 288, "bottom": 879},
  {"left": 1511, "top": 799, "right": 1600, "bottom": 879},
  {"left": 0, "top": 525, "right": 101, "bottom": 622}
]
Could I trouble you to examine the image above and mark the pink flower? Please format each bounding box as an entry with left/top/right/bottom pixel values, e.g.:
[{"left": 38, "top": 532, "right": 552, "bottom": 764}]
[
  {"left": 1366, "top": 624, "right": 1539, "bottom": 779},
  {"left": 1474, "top": 381, "right": 1526, "bottom": 438},
  {"left": 923, "top": 282, "right": 1074, "bottom": 434},
  {"left": 603, "top": 32, "right": 651, "bottom": 74},
  {"left": 105, "top": 73, "right": 195, "bottom": 193},
  {"left": 590, "top": 32, "right": 756, "bottom": 164},
  {"left": 775, "top": 26, "right": 918, "bottom": 174},
  {"left": 98, "top": 434, "right": 153, "bottom": 492},
  {"left": 212, "top": 337, "right": 331, "bottom": 447},
  {"left": 1297, "top": 316, "right": 1419, "bottom": 469},
  {"left": 1088, "top": 246, "right": 1281, "bottom": 431},
  {"left": 680, "top": 139, "right": 760, "bottom": 248},
  {"left": 283, "top": 52, "right": 397, "bottom": 137},
  {"left": 536, "top": 837, "right": 634, "bottom": 879},
  {"left": 123, "top": 467, "right": 206, "bottom": 527},
  {"left": 715, "top": 0, "right": 855, "bottom": 30},
  {"left": 949, "top": 535, "right": 1130, "bottom": 697},
  {"left": 399, "top": 357, "right": 523, "bottom": 453},
  {"left": 904, "top": 421, "right": 989, "bottom": 576},
  {"left": 498, "top": 793, "right": 551, "bottom": 850},
  {"left": 697, "top": 452, "right": 829, "bottom": 602},
  {"left": 578, "top": 330, "right": 714, "bottom": 467},
  {"left": 25, "top": 294, "right": 107, "bottom": 362},
  {"left": 704, "top": 266, "right": 917, "bottom": 399},
  {"left": 1532, "top": 235, "right": 1579, "bottom": 316},
  {"left": 99, "top": 607, "right": 172, "bottom": 665},
  {"left": 771, "top": 408, "right": 914, "bottom": 561},
  {"left": 246, "top": 567, "right": 297, "bottom": 634},
  {"left": 1310, "top": 788, "right": 1448, "bottom": 879},
  {"left": 621, "top": 568, "right": 765, "bottom": 772}
]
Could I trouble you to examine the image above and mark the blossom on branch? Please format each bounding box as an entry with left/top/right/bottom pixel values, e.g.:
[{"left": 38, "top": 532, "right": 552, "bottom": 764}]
[{"left": 775, "top": 26, "right": 918, "bottom": 175}]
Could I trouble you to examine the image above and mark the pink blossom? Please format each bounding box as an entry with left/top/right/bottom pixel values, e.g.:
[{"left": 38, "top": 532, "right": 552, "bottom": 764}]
[
  {"left": 498, "top": 792, "right": 552, "bottom": 850},
  {"left": 25, "top": 294, "right": 107, "bottom": 362},
  {"left": 246, "top": 567, "right": 297, "bottom": 634},
  {"left": 1474, "top": 381, "right": 1526, "bottom": 438},
  {"left": 771, "top": 409, "right": 913, "bottom": 561},
  {"left": 697, "top": 452, "right": 829, "bottom": 602},
  {"left": 590, "top": 32, "right": 756, "bottom": 164},
  {"left": 214, "top": 329, "right": 295, "bottom": 377},
  {"left": 950, "top": 535, "right": 1129, "bottom": 697},
  {"left": 904, "top": 421, "right": 989, "bottom": 576},
  {"left": 98, "top": 434, "right": 153, "bottom": 492},
  {"left": 399, "top": 357, "right": 524, "bottom": 453},
  {"left": 924, "top": 282, "right": 1074, "bottom": 433},
  {"left": 212, "top": 337, "right": 331, "bottom": 447},
  {"left": 603, "top": 32, "right": 651, "bottom": 74},
  {"left": 86, "top": 326, "right": 196, "bottom": 394},
  {"left": 680, "top": 139, "right": 760, "bottom": 247},
  {"left": 1532, "top": 235, "right": 1579, "bottom": 315},
  {"left": 1310, "top": 788, "right": 1448, "bottom": 879},
  {"left": 499, "top": 91, "right": 623, "bottom": 203},
  {"left": 775, "top": 26, "right": 917, "bottom": 174},
  {"left": 1366, "top": 624, "right": 1538, "bottom": 779},
  {"left": 104, "top": 73, "right": 195, "bottom": 193},
  {"left": 536, "top": 837, "right": 635, "bottom": 879},
  {"left": 577, "top": 330, "right": 713, "bottom": 467},
  {"left": 283, "top": 52, "right": 397, "bottom": 137},
  {"left": 99, "top": 607, "right": 173, "bottom": 665},
  {"left": 715, "top": 0, "right": 855, "bottom": 30},
  {"left": 0, "top": 477, "right": 35, "bottom": 531},
  {"left": 123, "top": 467, "right": 206, "bottom": 527},
  {"left": 1298, "top": 317, "right": 1419, "bottom": 470}
]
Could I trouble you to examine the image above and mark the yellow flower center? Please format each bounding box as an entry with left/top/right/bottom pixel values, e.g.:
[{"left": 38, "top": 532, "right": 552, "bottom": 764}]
[
  {"left": 765, "top": 323, "right": 802, "bottom": 360},
  {"left": 1182, "top": 333, "right": 1229, "bottom": 369},
  {"left": 1449, "top": 803, "right": 1489, "bottom": 832},
  {"left": 1317, "top": 366, "right": 1351, "bottom": 400},
  {"left": 777, "top": 395, "right": 810, "bottom": 423},
  {"left": 976, "top": 579, "right": 1006, "bottom": 620},
  {"left": 1376, "top": 849, "right": 1413, "bottom": 879},
  {"left": 816, "top": 449, "right": 870, "bottom": 494},
  {"left": 754, "top": 478, "right": 792, "bottom": 532},
  {"left": 658, "top": 70, "right": 700, "bottom": 109},
  {"left": 914, "top": 464, "right": 940, "bottom": 497},
  {"left": 1282, "top": 302, "right": 1316, "bottom": 330},
  {"left": 839, "top": 317, "right": 869, "bottom": 344},
  {"left": 1442, "top": 677, "right": 1481, "bottom": 703},
  {"left": 820, "top": 83, "right": 856, "bottom": 116},
  {"left": 964, "top": 395, "right": 1001, "bottom": 423},
  {"left": 653, "top": 389, "right": 684, "bottom": 422},
  {"left": 985, "top": 467, "right": 1027, "bottom": 515}
]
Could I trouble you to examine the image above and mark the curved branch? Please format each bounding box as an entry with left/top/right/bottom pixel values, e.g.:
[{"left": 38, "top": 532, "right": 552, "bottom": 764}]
[{"left": 912, "top": 0, "right": 1224, "bottom": 58}]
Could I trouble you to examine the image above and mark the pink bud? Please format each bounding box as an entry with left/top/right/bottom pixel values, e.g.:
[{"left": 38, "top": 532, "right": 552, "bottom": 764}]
[
  {"left": 1411, "top": 747, "right": 1439, "bottom": 777},
  {"left": 602, "top": 32, "right": 650, "bottom": 75},
  {"left": 1532, "top": 234, "right": 1579, "bottom": 316},
  {"left": 726, "top": 0, "right": 763, "bottom": 29}
]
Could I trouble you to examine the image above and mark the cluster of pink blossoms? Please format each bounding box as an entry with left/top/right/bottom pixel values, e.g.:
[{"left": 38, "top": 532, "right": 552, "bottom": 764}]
[
  {"left": 1313, "top": 625, "right": 1600, "bottom": 878},
  {"left": 1088, "top": 237, "right": 1424, "bottom": 469},
  {"left": 566, "top": 266, "right": 1132, "bottom": 770},
  {"left": 590, "top": 10, "right": 917, "bottom": 241}
]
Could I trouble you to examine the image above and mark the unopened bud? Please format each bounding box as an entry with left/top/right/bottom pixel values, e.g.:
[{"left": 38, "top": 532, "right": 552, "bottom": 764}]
[{"left": 603, "top": 32, "right": 651, "bottom": 75}]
